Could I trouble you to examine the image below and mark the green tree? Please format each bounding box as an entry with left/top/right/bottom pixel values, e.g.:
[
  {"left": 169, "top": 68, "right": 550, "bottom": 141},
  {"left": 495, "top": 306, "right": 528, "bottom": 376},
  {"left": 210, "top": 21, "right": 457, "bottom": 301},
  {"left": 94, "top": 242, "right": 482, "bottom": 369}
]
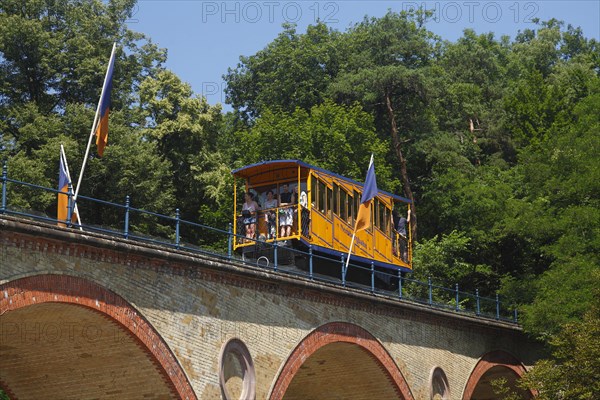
[
  {"left": 0, "top": 0, "right": 165, "bottom": 119},
  {"left": 138, "top": 70, "right": 228, "bottom": 228},
  {"left": 434, "top": 30, "right": 513, "bottom": 162},
  {"left": 329, "top": 11, "right": 440, "bottom": 238},
  {"left": 519, "top": 296, "right": 600, "bottom": 399},
  {"left": 411, "top": 231, "right": 497, "bottom": 299},
  {"left": 419, "top": 163, "right": 516, "bottom": 276},
  {"left": 224, "top": 22, "right": 343, "bottom": 121},
  {"left": 0, "top": 0, "right": 195, "bottom": 234},
  {"left": 232, "top": 100, "right": 396, "bottom": 189},
  {"left": 503, "top": 19, "right": 599, "bottom": 147},
  {"left": 3, "top": 104, "right": 176, "bottom": 232},
  {"left": 503, "top": 87, "right": 600, "bottom": 338}
]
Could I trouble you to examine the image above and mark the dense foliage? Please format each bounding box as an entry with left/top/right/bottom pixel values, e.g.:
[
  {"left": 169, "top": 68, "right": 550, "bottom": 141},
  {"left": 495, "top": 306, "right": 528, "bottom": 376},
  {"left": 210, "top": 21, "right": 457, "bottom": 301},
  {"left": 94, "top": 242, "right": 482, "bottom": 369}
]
[{"left": 2, "top": 2, "right": 599, "bottom": 395}]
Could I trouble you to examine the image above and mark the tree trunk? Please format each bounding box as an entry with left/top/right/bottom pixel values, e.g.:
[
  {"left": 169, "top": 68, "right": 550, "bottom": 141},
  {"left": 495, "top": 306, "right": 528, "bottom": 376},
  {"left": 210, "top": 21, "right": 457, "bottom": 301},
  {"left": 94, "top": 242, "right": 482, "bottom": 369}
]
[{"left": 385, "top": 91, "right": 417, "bottom": 241}]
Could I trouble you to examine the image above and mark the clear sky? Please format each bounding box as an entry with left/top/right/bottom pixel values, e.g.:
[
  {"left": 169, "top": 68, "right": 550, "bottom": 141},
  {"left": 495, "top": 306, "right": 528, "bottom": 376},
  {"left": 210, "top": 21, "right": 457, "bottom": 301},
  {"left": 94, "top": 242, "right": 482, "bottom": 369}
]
[{"left": 127, "top": 1, "right": 600, "bottom": 109}]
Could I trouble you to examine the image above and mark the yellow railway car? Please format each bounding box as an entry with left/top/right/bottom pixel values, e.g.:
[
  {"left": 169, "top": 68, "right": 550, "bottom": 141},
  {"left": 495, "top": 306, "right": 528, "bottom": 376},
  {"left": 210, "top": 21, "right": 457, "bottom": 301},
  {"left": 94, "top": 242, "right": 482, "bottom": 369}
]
[{"left": 232, "top": 160, "right": 412, "bottom": 273}]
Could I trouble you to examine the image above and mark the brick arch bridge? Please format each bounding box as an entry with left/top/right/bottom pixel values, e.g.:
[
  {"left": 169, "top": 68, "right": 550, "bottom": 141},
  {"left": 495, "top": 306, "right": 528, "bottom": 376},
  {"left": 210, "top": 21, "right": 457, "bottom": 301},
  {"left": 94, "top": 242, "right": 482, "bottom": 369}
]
[
  {"left": 270, "top": 322, "right": 413, "bottom": 399},
  {"left": 1, "top": 216, "right": 542, "bottom": 399},
  {"left": 0, "top": 274, "right": 195, "bottom": 399}
]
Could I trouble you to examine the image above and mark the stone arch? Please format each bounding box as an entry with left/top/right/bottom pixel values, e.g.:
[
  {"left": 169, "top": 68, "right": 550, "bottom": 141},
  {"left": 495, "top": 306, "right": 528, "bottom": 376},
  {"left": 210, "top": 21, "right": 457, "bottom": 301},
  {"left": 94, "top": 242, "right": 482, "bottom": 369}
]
[
  {"left": 0, "top": 274, "right": 196, "bottom": 400},
  {"left": 269, "top": 321, "right": 413, "bottom": 400},
  {"left": 462, "top": 350, "right": 534, "bottom": 400}
]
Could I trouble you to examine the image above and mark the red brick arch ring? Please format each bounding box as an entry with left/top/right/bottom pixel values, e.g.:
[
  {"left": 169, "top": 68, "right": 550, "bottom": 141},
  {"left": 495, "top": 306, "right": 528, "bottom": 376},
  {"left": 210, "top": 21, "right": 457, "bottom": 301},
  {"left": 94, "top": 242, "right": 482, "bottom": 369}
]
[
  {"left": 462, "top": 350, "right": 536, "bottom": 399},
  {"left": 0, "top": 274, "right": 197, "bottom": 400},
  {"left": 269, "top": 321, "right": 414, "bottom": 400}
]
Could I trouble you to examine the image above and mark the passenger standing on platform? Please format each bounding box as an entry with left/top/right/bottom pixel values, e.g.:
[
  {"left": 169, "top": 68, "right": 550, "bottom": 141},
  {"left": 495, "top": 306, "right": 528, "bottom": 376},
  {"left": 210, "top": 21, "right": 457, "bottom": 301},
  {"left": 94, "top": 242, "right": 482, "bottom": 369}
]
[
  {"left": 298, "top": 187, "right": 310, "bottom": 237},
  {"left": 263, "top": 190, "right": 278, "bottom": 239},
  {"left": 242, "top": 192, "right": 259, "bottom": 240},
  {"left": 292, "top": 186, "right": 299, "bottom": 210},
  {"left": 279, "top": 184, "right": 294, "bottom": 238},
  {"left": 397, "top": 214, "right": 407, "bottom": 237},
  {"left": 396, "top": 209, "right": 410, "bottom": 262}
]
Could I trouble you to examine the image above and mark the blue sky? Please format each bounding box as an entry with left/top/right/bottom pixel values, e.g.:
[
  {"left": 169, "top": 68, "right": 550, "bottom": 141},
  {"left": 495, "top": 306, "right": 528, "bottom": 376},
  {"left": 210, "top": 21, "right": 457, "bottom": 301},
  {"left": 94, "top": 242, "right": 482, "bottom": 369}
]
[{"left": 127, "top": 1, "right": 600, "bottom": 109}]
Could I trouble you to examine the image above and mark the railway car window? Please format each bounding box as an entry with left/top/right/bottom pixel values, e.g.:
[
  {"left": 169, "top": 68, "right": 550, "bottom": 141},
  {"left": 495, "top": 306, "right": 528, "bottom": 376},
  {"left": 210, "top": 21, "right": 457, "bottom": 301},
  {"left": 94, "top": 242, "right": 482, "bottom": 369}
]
[
  {"left": 383, "top": 206, "right": 390, "bottom": 236},
  {"left": 340, "top": 190, "right": 347, "bottom": 222},
  {"left": 372, "top": 199, "right": 377, "bottom": 229},
  {"left": 298, "top": 181, "right": 308, "bottom": 206},
  {"left": 311, "top": 177, "right": 317, "bottom": 209},
  {"left": 333, "top": 184, "right": 339, "bottom": 216},
  {"left": 326, "top": 186, "right": 333, "bottom": 218},
  {"left": 353, "top": 190, "right": 360, "bottom": 223},
  {"left": 318, "top": 180, "right": 326, "bottom": 214},
  {"left": 378, "top": 199, "right": 385, "bottom": 232},
  {"left": 347, "top": 193, "right": 354, "bottom": 224},
  {"left": 369, "top": 202, "right": 374, "bottom": 232},
  {"left": 373, "top": 199, "right": 379, "bottom": 230}
]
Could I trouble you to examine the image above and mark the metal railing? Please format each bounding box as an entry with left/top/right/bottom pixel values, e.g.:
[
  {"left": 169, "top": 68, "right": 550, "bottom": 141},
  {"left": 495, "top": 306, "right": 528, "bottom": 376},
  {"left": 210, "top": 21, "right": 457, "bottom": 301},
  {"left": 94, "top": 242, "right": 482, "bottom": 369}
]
[{"left": 1, "top": 162, "right": 518, "bottom": 324}]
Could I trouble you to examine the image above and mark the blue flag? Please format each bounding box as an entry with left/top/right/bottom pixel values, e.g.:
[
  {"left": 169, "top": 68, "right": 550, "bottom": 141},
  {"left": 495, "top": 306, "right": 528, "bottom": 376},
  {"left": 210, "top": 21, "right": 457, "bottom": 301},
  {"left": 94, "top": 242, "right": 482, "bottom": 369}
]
[
  {"left": 354, "top": 155, "right": 378, "bottom": 232},
  {"left": 57, "top": 151, "right": 70, "bottom": 226},
  {"left": 95, "top": 46, "right": 116, "bottom": 157}
]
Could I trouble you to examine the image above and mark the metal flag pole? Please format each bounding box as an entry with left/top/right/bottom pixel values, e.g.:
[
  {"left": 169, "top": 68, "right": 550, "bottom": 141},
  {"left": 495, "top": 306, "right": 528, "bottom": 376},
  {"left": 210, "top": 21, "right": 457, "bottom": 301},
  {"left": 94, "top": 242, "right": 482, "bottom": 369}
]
[
  {"left": 60, "top": 144, "right": 83, "bottom": 230},
  {"left": 73, "top": 42, "right": 117, "bottom": 203},
  {"left": 344, "top": 232, "right": 357, "bottom": 280}
]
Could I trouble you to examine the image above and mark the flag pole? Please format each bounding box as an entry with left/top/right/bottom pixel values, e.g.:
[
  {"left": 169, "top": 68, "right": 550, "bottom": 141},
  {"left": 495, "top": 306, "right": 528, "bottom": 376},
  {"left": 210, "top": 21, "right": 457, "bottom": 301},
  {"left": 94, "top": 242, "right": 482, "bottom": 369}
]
[
  {"left": 73, "top": 42, "right": 117, "bottom": 203},
  {"left": 344, "top": 232, "right": 356, "bottom": 279},
  {"left": 60, "top": 144, "right": 83, "bottom": 230}
]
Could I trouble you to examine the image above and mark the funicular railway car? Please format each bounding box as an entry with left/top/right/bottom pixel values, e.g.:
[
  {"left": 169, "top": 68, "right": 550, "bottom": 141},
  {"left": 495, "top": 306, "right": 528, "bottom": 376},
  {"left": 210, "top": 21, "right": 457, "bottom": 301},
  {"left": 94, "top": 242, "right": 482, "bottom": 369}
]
[{"left": 232, "top": 160, "right": 412, "bottom": 282}]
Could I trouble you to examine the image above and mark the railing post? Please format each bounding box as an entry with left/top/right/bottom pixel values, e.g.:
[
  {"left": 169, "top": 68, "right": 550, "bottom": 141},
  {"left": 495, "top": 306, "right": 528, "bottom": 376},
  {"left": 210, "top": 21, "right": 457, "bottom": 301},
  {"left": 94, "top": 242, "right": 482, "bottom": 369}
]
[
  {"left": 1, "top": 161, "right": 7, "bottom": 213},
  {"left": 398, "top": 270, "right": 402, "bottom": 299},
  {"left": 455, "top": 284, "right": 459, "bottom": 311},
  {"left": 513, "top": 308, "right": 518, "bottom": 323},
  {"left": 175, "top": 208, "right": 180, "bottom": 249},
  {"left": 124, "top": 196, "right": 130, "bottom": 239},
  {"left": 227, "top": 223, "right": 233, "bottom": 260},
  {"left": 476, "top": 289, "right": 481, "bottom": 316},
  {"left": 428, "top": 277, "right": 433, "bottom": 306},
  {"left": 66, "top": 183, "right": 73, "bottom": 228},
  {"left": 370, "top": 262, "right": 375, "bottom": 293},
  {"left": 341, "top": 254, "right": 346, "bottom": 287},
  {"left": 308, "top": 246, "right": 313, "bottom": 280},
  {"left": 496, "top": 293, "right": 500, "bottom": 320},
  {"left": 273, "top": 240, "right": 278, "bottom": 272}
]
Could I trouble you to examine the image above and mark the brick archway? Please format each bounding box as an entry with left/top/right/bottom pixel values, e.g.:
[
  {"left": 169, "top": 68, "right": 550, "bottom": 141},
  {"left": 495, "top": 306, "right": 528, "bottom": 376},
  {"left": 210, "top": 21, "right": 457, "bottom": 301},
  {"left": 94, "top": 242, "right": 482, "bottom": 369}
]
[
  {"left": 0, "top": 274, "right": 196, "bottom": 400},
  {"left": 269, "top": 321, "right": 413, "bottom": 400},
  {"left": 462, "top": 350, "right": 534, "bottom": 399}
]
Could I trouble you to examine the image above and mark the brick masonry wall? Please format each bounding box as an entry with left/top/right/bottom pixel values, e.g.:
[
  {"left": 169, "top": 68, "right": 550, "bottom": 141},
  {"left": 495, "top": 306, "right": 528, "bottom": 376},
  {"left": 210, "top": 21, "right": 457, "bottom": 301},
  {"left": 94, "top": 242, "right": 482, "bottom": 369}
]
[{"left": 0, "top": 217, "right": 542, "bottom": 399}]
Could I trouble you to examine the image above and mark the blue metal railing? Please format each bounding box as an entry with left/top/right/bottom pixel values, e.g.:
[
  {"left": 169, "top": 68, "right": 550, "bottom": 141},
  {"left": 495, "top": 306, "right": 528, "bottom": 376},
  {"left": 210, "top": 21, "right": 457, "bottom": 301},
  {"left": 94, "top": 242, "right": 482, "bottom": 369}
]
[{"left": 0, "top": 161, "right": 518, "bottom": 323}]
